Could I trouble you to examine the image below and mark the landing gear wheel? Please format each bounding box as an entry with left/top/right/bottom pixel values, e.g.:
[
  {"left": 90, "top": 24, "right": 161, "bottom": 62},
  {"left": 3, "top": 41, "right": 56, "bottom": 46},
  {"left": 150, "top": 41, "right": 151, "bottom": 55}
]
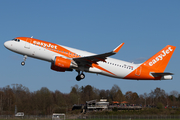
[
  {"left": 80, "top": 73, "right": 85, "bottom": 79},
  {"left": 21, "top": 61, "right": 25, "bottom": 66},
  {"left": 21, "top": 55, "right": 27, "bottom": 66},
  {"left": 76, "top": 72, "right": 85, "bottom": 81},
  {"left": 76, "top": 76, "right": 81, "bottom": 81}
]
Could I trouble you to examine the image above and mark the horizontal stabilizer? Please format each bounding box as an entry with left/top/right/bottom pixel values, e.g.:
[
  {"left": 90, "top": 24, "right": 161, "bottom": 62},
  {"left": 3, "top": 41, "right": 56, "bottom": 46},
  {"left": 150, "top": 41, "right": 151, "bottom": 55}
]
[
  {"left": 151, "top": 72, "right": 174, "bottom": 77},
  {"left": 151, "top": 72, "right": 174, "bottom": 80}
]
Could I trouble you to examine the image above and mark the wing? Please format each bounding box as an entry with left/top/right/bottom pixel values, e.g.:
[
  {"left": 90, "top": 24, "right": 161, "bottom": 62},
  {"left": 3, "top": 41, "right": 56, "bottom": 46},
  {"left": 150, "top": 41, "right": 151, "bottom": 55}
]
[{"left": 73, "top": 43, "right": 124, "bottom": 67}]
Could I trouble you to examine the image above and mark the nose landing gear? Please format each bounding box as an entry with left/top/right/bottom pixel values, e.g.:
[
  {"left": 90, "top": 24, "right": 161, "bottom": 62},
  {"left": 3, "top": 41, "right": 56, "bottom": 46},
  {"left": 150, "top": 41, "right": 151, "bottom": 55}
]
[
  {"left": 21, "top": 61, "right": 25, "bottom": 66},
  {"left": 76, "top": 71, "right": 85, "bottom": 81},
  {"left": 21, "top": 55, "right": 27, "bottom": 66}
]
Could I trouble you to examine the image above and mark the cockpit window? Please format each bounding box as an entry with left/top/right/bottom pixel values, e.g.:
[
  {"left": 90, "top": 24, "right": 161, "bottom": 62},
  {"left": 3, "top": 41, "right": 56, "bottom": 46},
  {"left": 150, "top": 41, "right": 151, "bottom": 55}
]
[{"left": 12, "top": 39, "right": 20, "bottom": 42}]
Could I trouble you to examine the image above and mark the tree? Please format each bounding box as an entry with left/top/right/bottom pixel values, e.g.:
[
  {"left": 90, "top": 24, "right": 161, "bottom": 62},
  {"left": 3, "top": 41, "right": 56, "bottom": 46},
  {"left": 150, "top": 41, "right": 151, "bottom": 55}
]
[
  {"left": 110, "top": 85, "right": 124, "bottom": 102},
  {"left": 125, "top": 91, "right": 139, "bottom": 104},
  {"left": 3, "top": 85, "right": 15, "bottom": 114},
  {"left": 99, "top": 90, "right": 107, "bottom": 99},
  {"left": 125, "top": 91, "right": 133, "bottom": 102},
  {"left": 131, "top": 92, "right": 139, "bottom": 104},
  {"left": 81, "top": 85, "right": 95, "bottom": 101},
  {"left": 35, "top": 87, "right": 53, "bottom": 115},
  {"left": 169, "top": 91, "right": 179, "bottom": 107}
]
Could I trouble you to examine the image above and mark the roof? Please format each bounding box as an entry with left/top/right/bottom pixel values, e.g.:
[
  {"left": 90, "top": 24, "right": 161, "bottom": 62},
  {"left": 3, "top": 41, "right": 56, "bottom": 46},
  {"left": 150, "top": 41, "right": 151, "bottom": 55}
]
[{"left": 121, "top": 101, "right": 128, "bottom": 104}]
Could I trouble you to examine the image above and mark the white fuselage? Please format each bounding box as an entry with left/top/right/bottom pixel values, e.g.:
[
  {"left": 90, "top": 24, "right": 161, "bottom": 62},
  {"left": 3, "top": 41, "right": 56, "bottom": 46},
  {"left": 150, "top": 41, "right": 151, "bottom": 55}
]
[{"left": 4, "top": 39, "right": 140, "bottom": 79}]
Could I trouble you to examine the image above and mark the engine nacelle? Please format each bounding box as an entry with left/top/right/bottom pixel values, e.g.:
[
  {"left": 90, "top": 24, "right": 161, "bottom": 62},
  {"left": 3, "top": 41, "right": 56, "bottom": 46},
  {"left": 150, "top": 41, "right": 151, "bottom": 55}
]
[
  {"left": 51, "top": 56, "right": 78, "bottom": 72},
  {"left": 54, "top": 56, "right": 72, "bottom": 68},
  {"left": 51, "top": 64, "right": 66, "bottom": 72}
]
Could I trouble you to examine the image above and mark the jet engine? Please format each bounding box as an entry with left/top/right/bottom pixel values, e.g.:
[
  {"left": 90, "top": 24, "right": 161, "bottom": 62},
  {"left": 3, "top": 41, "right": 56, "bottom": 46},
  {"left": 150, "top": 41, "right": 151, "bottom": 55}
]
[{"left": 51, "top": 56, "right": 77, "bottom": 72}]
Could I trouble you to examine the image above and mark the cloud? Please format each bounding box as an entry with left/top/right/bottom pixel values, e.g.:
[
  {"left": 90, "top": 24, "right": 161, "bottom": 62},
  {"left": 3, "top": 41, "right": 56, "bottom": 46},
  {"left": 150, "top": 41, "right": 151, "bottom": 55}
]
[{"left": 129, "top": 57, "right": 147, "bottom": 64}]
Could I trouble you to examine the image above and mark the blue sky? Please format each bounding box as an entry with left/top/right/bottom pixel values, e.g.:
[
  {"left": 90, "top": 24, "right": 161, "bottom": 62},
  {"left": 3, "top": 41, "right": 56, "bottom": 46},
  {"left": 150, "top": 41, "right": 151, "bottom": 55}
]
[{"left": 1, "top": 1, "right": 180, "bottom": 95}]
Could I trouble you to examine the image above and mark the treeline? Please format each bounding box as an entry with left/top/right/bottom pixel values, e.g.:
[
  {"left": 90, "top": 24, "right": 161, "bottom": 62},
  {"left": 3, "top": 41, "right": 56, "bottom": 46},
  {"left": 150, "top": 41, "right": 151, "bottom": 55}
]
[{"left": 0, "top": 84, "right": 179, "bottom": 115}]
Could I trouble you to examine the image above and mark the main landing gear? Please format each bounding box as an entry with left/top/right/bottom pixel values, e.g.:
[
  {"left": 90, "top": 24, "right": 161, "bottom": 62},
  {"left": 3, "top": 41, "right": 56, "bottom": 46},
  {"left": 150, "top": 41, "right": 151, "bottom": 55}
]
[
  {"left": 21, "top": 55, "right": 27, "bottom": 66},
  {"left": 76, "top": 71, "right": 85, "bottom": 81}
]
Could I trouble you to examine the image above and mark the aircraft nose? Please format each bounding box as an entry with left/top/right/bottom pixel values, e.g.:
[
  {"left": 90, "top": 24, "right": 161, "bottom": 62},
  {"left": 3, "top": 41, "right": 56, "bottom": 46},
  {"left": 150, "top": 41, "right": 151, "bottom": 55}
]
[
  {"left": 4, "top": 41, "right": 8, "bottom": 48},
  {"left": 4, "top": 41, "right": 10, "bottom": 49}
]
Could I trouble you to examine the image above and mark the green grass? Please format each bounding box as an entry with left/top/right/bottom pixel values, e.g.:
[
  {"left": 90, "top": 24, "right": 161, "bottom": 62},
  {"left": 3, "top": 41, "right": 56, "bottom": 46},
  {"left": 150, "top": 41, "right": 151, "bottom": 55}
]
[
  {"left": 0, "top": 119, "right": 51, "bottom": 120},
  {"left": 0, "top": 117, "right": 180, "bottom": 120},
  {"left": 0, "top": 118, "right": 179, "bottom": 120},
  {"left": 75, "top": 119, "right": 180, "bottom": 120}
]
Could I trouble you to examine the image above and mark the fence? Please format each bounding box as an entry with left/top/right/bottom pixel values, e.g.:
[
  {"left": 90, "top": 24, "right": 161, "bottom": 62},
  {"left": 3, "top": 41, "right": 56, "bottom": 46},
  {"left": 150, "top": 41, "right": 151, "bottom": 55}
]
[
  {"left": 0, "top": 115, "right": 180, "bottom": 119},
  {"left": 76, "top": 115, "right": 180, "bottom": 119},
  {"left": 0, "top": 115, "right": 51, "bottom": 119}
]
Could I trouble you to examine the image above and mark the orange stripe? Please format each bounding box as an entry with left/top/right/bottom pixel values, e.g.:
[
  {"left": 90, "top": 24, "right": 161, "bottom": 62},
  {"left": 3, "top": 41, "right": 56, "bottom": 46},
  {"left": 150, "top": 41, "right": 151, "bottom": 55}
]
[
  {"left": 16, "top": 37, "right": 80, "bottom": 58},
  {"left": 92, "top": 63, "right": 116, "bottom": 76},
  {"left": 17, "top": 37, "right": 116, "bottom": 76},
  {"left": 124, "top": 64, "right": 165, "bottom": 80},
  {"left": 124, "top": 65, "right": 155, "bottom": 80}
]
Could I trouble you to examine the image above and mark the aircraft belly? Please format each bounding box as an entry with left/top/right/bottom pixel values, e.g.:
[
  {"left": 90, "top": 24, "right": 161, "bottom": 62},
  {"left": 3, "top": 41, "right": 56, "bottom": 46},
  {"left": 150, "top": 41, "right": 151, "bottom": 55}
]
[
  {"left": 98, "top": 62, "right": 138, "bottom": 79},
  {"left": 101, "top": 67, "right": 129, "bottom": 78},
  {"left": 88, "top": 67, "right": 102, "bottom": 73}
]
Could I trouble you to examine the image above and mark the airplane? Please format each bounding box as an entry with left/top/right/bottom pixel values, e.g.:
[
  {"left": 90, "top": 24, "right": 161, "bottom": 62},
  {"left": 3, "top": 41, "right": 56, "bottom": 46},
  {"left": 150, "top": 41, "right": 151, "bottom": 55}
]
[{"left": 4, "top": 37, "right": 176, "bottom": 81}]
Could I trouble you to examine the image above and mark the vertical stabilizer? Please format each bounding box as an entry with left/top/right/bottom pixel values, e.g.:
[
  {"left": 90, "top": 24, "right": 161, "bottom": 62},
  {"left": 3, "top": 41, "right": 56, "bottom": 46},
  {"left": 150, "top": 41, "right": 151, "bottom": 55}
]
[{"left": 143, "top": 45, "right": 176, "bottom": 72}]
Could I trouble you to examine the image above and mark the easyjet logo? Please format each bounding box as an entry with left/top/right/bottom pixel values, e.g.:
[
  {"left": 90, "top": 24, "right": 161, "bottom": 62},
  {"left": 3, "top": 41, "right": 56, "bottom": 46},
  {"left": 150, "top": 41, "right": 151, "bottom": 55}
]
[
  {"left": 33, "top": 41, "right": 57, "bottom": 49},
  {"left": 149, "top": 47, "right": 173, "bottom": 66}
]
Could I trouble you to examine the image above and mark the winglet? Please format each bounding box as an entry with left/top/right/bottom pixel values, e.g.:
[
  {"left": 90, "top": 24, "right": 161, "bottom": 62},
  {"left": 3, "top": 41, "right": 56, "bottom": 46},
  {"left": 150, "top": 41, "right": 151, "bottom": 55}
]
[{"left": 113, "top": 43, "right": 124, "bottom": 53}]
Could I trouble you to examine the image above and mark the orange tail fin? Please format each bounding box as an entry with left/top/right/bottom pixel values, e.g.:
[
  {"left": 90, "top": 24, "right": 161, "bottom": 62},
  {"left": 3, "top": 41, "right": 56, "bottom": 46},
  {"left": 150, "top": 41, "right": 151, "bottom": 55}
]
[{"left": 143, "top": 45, "right": 176, "bottom": 72}]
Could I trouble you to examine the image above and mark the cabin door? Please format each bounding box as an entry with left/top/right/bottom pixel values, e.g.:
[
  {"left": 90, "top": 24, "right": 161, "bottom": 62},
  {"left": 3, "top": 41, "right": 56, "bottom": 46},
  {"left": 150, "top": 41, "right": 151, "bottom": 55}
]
[
  {"left": 25, "top": 38, "right": 31, "bottom": 49},
  {"left": 135, "top": 66, "right": 142, "bottom": 76}
]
